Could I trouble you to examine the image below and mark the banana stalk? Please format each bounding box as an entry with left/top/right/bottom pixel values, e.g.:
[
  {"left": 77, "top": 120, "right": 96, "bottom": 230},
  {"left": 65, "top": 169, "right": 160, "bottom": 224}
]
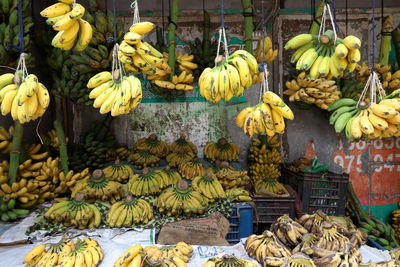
[
  {"left": 8, "top": 121, "right": 23, "bottom": 185},
  {"left": 168, "top": 0, "right": 179, "bottom": 80},
  {"left": 309, "top": 0, "right": 325, "bottom": 35},
  {"left": 241, "top": 0, "right": 253, "bottom": 53},
  {"left": 54, "top": 120, "right": 69, "bottom": 175},
  {"left": 379, "top": 15, "right": 393, "bottom": 66},
  {"left": 391, "top": 23, "right": 400, "bottom": 67}
]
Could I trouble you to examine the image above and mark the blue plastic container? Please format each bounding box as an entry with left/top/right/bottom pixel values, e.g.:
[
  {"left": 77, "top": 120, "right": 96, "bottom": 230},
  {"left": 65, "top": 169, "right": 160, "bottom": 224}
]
[
  {"left": 366, "top": 237, "right": 386, "bottom": 250},
  {"left": 226, "top": 203, "right": 253, "bottom": 245}
]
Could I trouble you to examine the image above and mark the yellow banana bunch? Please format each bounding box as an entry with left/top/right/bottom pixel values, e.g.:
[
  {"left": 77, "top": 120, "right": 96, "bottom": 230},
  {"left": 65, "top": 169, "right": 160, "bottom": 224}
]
[
  {"left": 192, "top": 172, "right": 226, "bottom": 202},
  {"left": 133, "top": 134, "right": 169, "bottom": 158},
  {"left": 127, "top": 167, "right": 165, "bottom": 196},
  {"left": 252, "top": 36, "right": 278, "bottom": 85},
  {"left": 143, "top": 242, "right": 193, "bottom": 266},
  {"left": 47, "top": 129, "right": 69, "bottom": 151},
  {"left": 271, "top": 214, "right": 308, "bottom": 247},
  {"left": 153, "top": 166, "right": 182, "bottom": 187},
  {"left": 254, "top": 178, "right": 289, "bottom": 197},
  {"left": 106, "top": 195, "right": 153, "bottom": 227},
  {"left": 114, "top": 245, "right": 143, "bottom": 267},
  {"left": 166, "top": 149, "right": 196, "bottom": 168},
  {"left": 225, "top": 188, "right": 252, "bottom": 202},
  {"left": 0, "top": 125, "right": 13, "bottom": 154},
  {"left": 106, "top": 146, "right": 130, "bottom": 161},
  {"left": 214, "top": 162, "right": 250, "bottom": 190},
  {"left": 87, "top": 70, "right": 142, "bottom": 116},
  {"left": 0, "top": 72, "right": 50, "bottom": 124},
  {"left": 40, "top": 1, "right": 92, "bottom": 51},
  {"left": 102, "top": 159, "right": 134, "bottom": 183},
  {"left": 236, "top": 91, "right": 294, "bottom": 137},
  {"left": 54, "top": 168, "right": 90, "bottom": 194},
  {"left": 202, "top": 255, "right": 258, "bottom": 267},
  {"left": 203, "top": 138, "right": 240, "bottom": 163},
  {"left": 169, "top": 136, "right": 198, "bottom": 154},
  {"left": 127, "top": 151, "right": 160, "bottom": 169},
  {"left": 178, "top": 157, "right": 205, "bottom": 180},
  {"left": 284, "top": 72, "right": 340, "bottom": 110}
]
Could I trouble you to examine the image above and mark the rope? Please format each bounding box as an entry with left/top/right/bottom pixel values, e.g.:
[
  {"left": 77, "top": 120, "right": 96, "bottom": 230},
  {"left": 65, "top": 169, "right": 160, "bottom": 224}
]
[
  {"left": 325, "top": 1, "right": 339, "bottom": 34},
  {"left": 372, "top": 0, "right": 376, "bottom": 71},
  {"left": 7, "top": 0, "right": 24, "bottom": 52},
  {"left": 113, "top": 0, "right": 117, "bottom": 42},
  {"left": 318, "top": 2, "right": 337, "bottom": 44},
  {"left": 259, "top": 0, "right": 270, "bottom": 101},
  {"left": 221, "top": 0, "right": 225, "bottom": 29},
  {"left": 131, "top": 0, "right": 140, "bottom": 24}
]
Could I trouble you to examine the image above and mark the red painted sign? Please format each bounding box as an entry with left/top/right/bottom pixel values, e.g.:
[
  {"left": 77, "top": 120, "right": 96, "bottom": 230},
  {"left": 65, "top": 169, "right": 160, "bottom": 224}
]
[{"left": 332, "top": 137, "right": 400, "bottom": 206}]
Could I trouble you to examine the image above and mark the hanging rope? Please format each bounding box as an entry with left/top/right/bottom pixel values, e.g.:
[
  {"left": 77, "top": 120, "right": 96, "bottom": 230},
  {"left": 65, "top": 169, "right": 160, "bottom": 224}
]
[
  {"left": 6, "top": 0, "right": 24, "bottom": 52},
  {"left": 259, "top": 0, "right": 270, "bottom": 101},
  {"left": 325, "top": 0, "right": 339, "bottom": 34},
  {"left": 318, "top": 2, "right": 337, "bottom": 44},
  {"left": 113, "top": 0, "right": 117, "bottom": 42},
  {"left": 372, "top": 0, "right": 376, "bottom": 71},
  {"left": 214, "top": 0, "right": 229, "bottom": 65}
]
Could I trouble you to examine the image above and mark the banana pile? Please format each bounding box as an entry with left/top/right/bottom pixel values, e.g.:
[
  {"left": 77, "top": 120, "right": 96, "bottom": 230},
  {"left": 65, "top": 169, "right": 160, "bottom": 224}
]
[
  {"left": 40, "top": 0, "right": 92, "bottom": 51},
  {"left": 106, "top": 146, "right": 130, "bottom": 161},
  {"left": 375, "top": 68, "right": 400, "bottom": 94},
  {"left": 71, "top": 169, "right": 124, "bottom": 203},
  {"left": 271, "top": 214, "right": 309, "bottom": 247},
  {"left": 170, "top": 136, "right": 198, "bottom": 154},
  {"left": 359, "top": 215, "right": 399, "bottom": 250},
  {"left": 199, "top": 50, "right": 259, "bottom": 103},
  {"left": 0, "top": 72, "right": 50, "bottom": 124},
  {"left": 248, "top": 136, "right": 282, "bottom": 181},
  {"left": 166, "top": 149, "right": 196, "bottom": 168},
  {"left": 192, "top": 172, "right": 226, "bottom": 202},
  {"left": 214, "top": 162, "right": 250, "bottom": 190},
  {"left": 354, "top": 63, "right": 390, "bottom": 83},
  {"left": 106, "top": 195, "right": 153, "bottom": 227},
  {"left": 252, "top": 36, "right": 278, "bottom": 84},
  {"left": 225, "top": 188, "right": 252, "bottom": 202},
  {"left": 156, "top": 180, "right": 207, "bottom": 217},
  {"left": 285, "top": 30, "right": 361, "bottom": 79},
  {"left": 178, "top": 158, "right": 205, "bottom": 180},
  {"left": 328, "top": 93, "right": 400, "bottom": 141},
  {"left": 0, "top": 0, "right": 34, "bottom": 67},
  {"left": 47, "top": 129, "right": 69, "bottom": 151},
  {"left": 236, "top": 91, "right": 294, "bottom": 137},
  {"left": 133, "top": 134, "right": 169, "bottom": 158},
  {"left": 312, "top": 221, "right": 350, "bottom": 251},
  {"left": 298, "top": 210, "right": 330, "bottom": 234},
  {"left": 102, "top": 160, "right": 134, "bottom": 183},
  {"left": 0, "top": 125, "right": 13, "bottom": 154},
  {"left": 44, "top": 193, "right": 102, "bottom": 229},
  {"left": 291, "top": 233, "right": 319, "bottom": 254},
  {"left": 143, "top": 242, "right": 193, "bottom": 267},
  {"left": 87, "top": 70, "right": 142, "bottom": 116},
  {"left": 54, "top": 168, "right": 90, "bottom": 195},
  {"left": 154, "top": 166, "right": 182, "bottom": 186},
  {"left": 127, "top": 168, "right": 165, "bottom": 196},
  {"left": 127, "top": 151, "right": 161, "bottom": 169},
  {"left": 284, "top": 72, "right": 340, "bottom": 110},
  {"left": 254, "top": 178, "right": 289, "bottom": 197},
  {"left": 25, "top": 143, "right": 49, "bottom": 161},
  {"left": 202, "top": 254, "right": 258, "bottom": 267},
  {"left": 114, "top": 244, "right": 142, "bottom": 267},
  {"left": 204, "top": 138, "right": 240, "bottom": 162}
]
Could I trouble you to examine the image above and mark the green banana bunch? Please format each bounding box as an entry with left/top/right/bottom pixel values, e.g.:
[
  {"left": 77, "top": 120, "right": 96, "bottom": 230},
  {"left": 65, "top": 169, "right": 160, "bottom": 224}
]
[
  {"left": 0, "top": 198, "right": 29, "bottom": 222},
  {"left": 358, "top": 216, "right": 399, "bottom": 250}
]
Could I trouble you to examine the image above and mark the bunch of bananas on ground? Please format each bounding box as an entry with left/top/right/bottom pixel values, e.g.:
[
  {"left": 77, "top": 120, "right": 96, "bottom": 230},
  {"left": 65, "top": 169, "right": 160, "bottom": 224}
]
[
  {"left": 106, "top": 195, "right": 153, "bottom": 227},
  {"left": 285, "top": 30, "right": 361, "bottom": 79},
  {"left": 156, "top": 180, "right": 207, "bottom": 217},
  {"left": 305, "top": 242, "right": 362, "bottom": 267},
  {"left": 166, "top": 149, "right": 196, "bottom": 168},
  {"left": 154, "top": 166, "right": 182, "bottom": 186},
  {"left": 0, "top": 0, "right": 34, "bottom": 67},
  {"left": 215, "top": 162, "right": 250, "bottom": 190},
  {"left": 245, "top": 230, "right": 292, "bottom": 264},
  {"left": 204, "top": 138, "right": 240, "bottom": 162},
  {"left": 225, "top": 188, "right": 252, "bottom": 202},
  {"left": 102, "top": 160, "right": 134, "bottom": 183},
  {"left": 199, "top": 50, "right": 258, "bottom": 103},
  {"left": 40, "top": 0, "right": 92, "bottom": 51},
  {"left": 54, "top": 168, "right": 90, "bottom": 195},
  {"left": 236, "top": 91, "right": 294, "bottom": 137},
  {"left": 252, "top": 36, "right": 278, "bottom": 84},
  {"left": 0, "top": 72, "right": 50, "bottom": 123},
  {"left": 114, "top": 244, "right": 142, "bottom": 267},
  {"left": 70, "top": 117, "right": 116, "bottom": 171},
  {"left": 202, "top": 254, "right": 258, "bottom": 267},
  {"left": 312, "top": 221, "right": 350, "bottom": 251},
  {"left": 271, "top": 214, "right": 309, "bottom": 247},
  {"left": 298, "top": 210, "right": 330, "bottom": 234},
  {"left": 359, "top": 215, "right": 399, "bottom": 250},
  {"left": 248, "top": 136, "right": 282, "bottom": 181},
  {"left": 127, "top": 151, "right": 160, "bottom": 169},
  {"left": 143, "top": 242, "right": 193, "bottom": 266},
  {"left": 0, "top": 125, "right": 13, "bottom": 154},
  {"left": 44, "top": 193, "right": 102, "bottom": 229},
  {"left": 254, "top": 178, "right": 289, "bottom": 197},
  {"left": 169, "top": 136, "right": 198, "bottom": 154},
  {"left": 328, "top": 93, "right": 400, "bottom": 141},
  {"left": 133, "top": 134, "right": 169, "bottom": 158},
  {"left": 178, "top": 158, "right": 205, "bottom": 180},
  {"left": 127, "top": 168, "right": 164, "bottom": 196},
  {"left": 192, "top": 172, "right": 226, "bottom": 202},
  {"left": 106, "top": 146, "right": 130, "bottom": 161},
  {"left": 87, "top": 70, "right": 142, "bottom": 116},
  {"left": 71, "top": 169, "right": 124, "bottom": 203},
  {"left": 292, "top": 233, "right": 319, "bottom": 254},
  {"left": 284, "top": 72, "right": 340, "bottom": 110}
]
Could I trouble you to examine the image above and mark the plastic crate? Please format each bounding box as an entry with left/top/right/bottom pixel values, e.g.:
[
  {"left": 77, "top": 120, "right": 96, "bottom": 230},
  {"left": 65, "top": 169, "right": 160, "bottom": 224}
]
[
  {"left": 280, "top": 166, "right": 349, "bottom": 216},
  {"left": 252, "top": 195, "right": 296, "bottom": 233},
  {"left": 226, "top": 203, "right": 253, "bottom": 245}
]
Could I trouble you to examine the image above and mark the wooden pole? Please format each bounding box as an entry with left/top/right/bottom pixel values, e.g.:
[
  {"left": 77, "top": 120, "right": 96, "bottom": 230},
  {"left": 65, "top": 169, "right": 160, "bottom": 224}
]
[
  {"left": 241, "top": 0, "right": 253, "bottom": 53},
  {"left": 168, "top": 0, "right": 179, "bottom": 79}
]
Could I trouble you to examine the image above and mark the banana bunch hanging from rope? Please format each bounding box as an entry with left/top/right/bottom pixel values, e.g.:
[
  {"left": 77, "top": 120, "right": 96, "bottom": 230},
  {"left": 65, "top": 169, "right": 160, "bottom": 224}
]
[
  {"left": 0, "top": 71, "right": 50, "bottom": 124},
  {"left": 133, "top": 134, "right": 169, "bottom": 158},
  {"left": 203, "top": 138, "right": 240, "bottom": 163},
  {"left": 284, "top": 72, "right": 340, "bottom": 110},
  {"left": 40, "top": 0, "right": 92, "bottom": 51},
  {"left": 236, "top": 91, "right": 294, "bottom": 137},
  {"left": 252, "top": 36, "right": 278, "bottom": 84},
  {"left": 285, "top": 30, "right": 361, "bottom": 79}
]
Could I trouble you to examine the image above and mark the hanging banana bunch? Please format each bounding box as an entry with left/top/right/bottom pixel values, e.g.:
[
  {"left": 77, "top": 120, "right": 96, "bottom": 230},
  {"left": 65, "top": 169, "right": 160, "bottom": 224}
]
[{"left": 252, "top": 36, "right": 278, "bottom": 84}]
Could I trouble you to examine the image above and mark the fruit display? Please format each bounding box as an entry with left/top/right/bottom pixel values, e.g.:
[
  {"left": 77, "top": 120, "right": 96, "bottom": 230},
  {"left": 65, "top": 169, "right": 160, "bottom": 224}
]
[
  {"left": 225, "top": 188, "right": 252, "bottom": 202},
  {"left": 54, "top": 168, "right": 90, "bottom": 195},
  {"left": 87, "top": 69, "right": 142, "bottom": 116},
  {"left": 285, "top": 30, "right": 362, "bottom": 79},
  {"left": 156, "top": 180, "right": 207, "bottom": 217},
  {"left": 0, "top": 125, "right": 13, "bottom": 154},
  {"left": 202, "top": 254, "right": 258, "bottom": 267},
  {"left": 192, "top": 172, "right": 226, "bottom": 202},
  {"left": 44, "top": 193, "right": 102, "bottom": 229},
  {"left": 359, "top": 215, "right": 399, "bottom": 250},
  {"left": 252, "top": 36, "right": 278, "bottom": 84},
  {"left": 106, "top": 195, "right": 153, "bottom": 227},
  {"left": 154, "top": 166, "right": 182, "bottom": 186},
  {"left": 203, "top": 138, "right": 240, "bottom": 163},
  {"left": 298, "top": 210, "right": 330, "bottom": 234},
  {"left": 127, "top": 168, "right": 165, "bottom": 196},
  {"left": 133, "top": 134, "right": 169, "bottom": 158},
  {"left": 169, "top": 136, "right": 198, "bottom": 154},
  {"left": 284, "top": 72, "right": 340, "bottom": 110},
  {"left": 178, "top": 157, "right": 206, "bottom": 180},
  {"left": 141, "top": 242, "right": 193, "bottom": 266},
  {"left": 312, "top": 221, "right": 350, "bottom": 251},
  {"left": 214, "top": 162, "right": 250, "bottom": 190},
  {"left": 40, "top": 0, "right": 92, "bottom": 51},
  {"left": 0, "top": 71, "right": 50, "bottom": 124},
  {"left": 166, "top": 149, "right": 196, "bottom": 168},
  {"left": 236, "top": 91, "right": 294, "bottom": 137},
  {"left": 127, "top": 151, "right": 161, "bottom": 169},
  {"left": 271, "top": 214, "right": 308, "bottom": 247},
  {"left": 102, "top": 159, "right": 134, "bottom": 183},
  {"left": 199, "top": 50, "right": 259, "bottom": 103},
  {"left": 254, "top": 178, "right": 289, "bottom": 197},
  {"left": 71, "top": 169, "right": 124, "bottom": 203}
]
